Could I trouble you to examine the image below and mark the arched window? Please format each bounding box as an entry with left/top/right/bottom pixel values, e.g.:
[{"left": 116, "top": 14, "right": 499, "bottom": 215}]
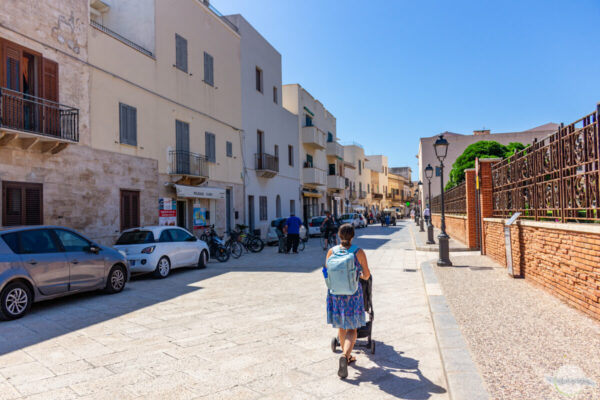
[{"left": 276, "top": 195, "right": 281, "bottom": 218}]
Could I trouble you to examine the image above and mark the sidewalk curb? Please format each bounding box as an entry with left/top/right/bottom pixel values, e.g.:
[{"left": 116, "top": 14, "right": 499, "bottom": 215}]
[{"left": 420, "top": 260, "right": 490, "bottom": 400}]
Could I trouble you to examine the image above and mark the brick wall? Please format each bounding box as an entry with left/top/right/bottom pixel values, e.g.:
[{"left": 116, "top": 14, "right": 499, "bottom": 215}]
[
  {"left": 432, "top": 213, "right": 468, "bottom": 246},
  {"left": 484, "top": 218, "right": 600, "bottom": 322}
]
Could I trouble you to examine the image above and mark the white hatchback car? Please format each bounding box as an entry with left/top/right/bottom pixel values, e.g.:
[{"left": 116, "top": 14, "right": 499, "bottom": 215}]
[
  {"left": 307, "top": 216, "right": 326, "bottom": 236},
  {"left": 340, "top": 213, "right": 362, "bottom": 228},
  {"left": 114, "top": 226, "right": 209, "bottom": 279},
  {"left": 266, "top": 218, "right": 308, "bottom": 245}
]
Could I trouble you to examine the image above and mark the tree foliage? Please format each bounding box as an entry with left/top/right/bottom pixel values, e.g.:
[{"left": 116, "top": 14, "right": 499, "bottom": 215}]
[{"left": 444, "top": 141, "right": 527, "bottom": 190}]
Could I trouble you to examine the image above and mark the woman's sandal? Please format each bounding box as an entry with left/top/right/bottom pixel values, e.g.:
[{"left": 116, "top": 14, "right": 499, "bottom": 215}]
[
  {"left": 337, "top": 356, "right": 348, "bottom": 379},
  {"left": 347, "top": 355, "right": 357, "bottom": 364}
]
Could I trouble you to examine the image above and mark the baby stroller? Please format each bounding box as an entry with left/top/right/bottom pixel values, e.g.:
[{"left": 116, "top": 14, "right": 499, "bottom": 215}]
[{"left": 331, "top": 276, "right": 375, "bottom": 354}]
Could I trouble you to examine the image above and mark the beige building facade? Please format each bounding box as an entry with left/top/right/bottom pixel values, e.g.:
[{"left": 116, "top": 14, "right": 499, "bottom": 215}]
[
  {"left": 88, "top": 0, "right": 244, "bottom": 235},
  {"left": 343, "top": 144, "right": 371, "bottom": 212},
  {"left": 0, "top": 0, "right": 157, "bottom": 244},
  {"left": 366, "top": 154, "right": 389, "bottom": 214}
]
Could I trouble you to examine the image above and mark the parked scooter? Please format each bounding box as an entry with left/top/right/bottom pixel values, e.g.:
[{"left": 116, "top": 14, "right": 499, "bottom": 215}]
[{"left": 199, "top": 225, "right": 230, "bottom": 262}]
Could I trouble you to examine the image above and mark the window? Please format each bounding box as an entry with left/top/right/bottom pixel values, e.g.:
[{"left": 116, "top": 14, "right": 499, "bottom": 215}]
[
  {"left": 257, "top": 130, "right": 264, "bottom": 154},
  {"left": 120, "top": 190, "right": 140, "bottom": 231},
  {"left": 288, "top": 145, "right": 294, "bottom": 166},
  {"left": 327, "top": 132, "right": 333, "bottom": 143},
  {"left": 255, "top": 67, "right": 263, "bottom": 92},
  {"left": 358, "top": 160, "right": 362, "bottom": 175},
  {"left": 119, "top": 103, "right": 137, "bottom": 146},
  {"left": 276, "top": 195, "right": 281, "bottom": 218},
  {"left": 305, "top": 115, "right": 313, "bottom": 127},
  {"left": 368, "top": 184, "right": 370, "bottom": 194},
  {"left": 436, "top": 166, "right": 441, "bottom": 177},
  {"left": 259, "top": 196, "right": 267, "bottom": 221},
  {"left": 329, "top": 164, "right": 336, "bottom": 176},
  {"left": 20, "top": 229, "right": 59, "bottom": 254},
  {"left": 175, "top": 34, "right": 188, "bottom": 72},
  {"left": 306, "top": 154, "right": 313, "bottom": 168},
  {"left": 2, "top": 181, "right": 42, "bottom": 226},
  {"left": 359, "top": 182, "right": 362, "bottom": 193},
  {"left": 169, "top": 229, "right": 193, "bottom": 242},
  {"left": 205, "top": 132, "right": 216, "bottom": 162},
  {"left": 274, "top": 145, "right": 279, "bottom": 159},
  {"left": 1, "top": 233, "right": 19, "bottom": 253},
  {"left": 226, "top": 141, "right": 233, "bottom": 157},
  {"left": 158, "top": 230, "right": 173, "bottom": 242},
  {"left": 203, "top": 52, "right": 214, "bottom": 86},
  {"left": 290, "top": 200, "right": 295, "bottom": 216},
  {"left": 273, "top": 86, "right": 277, "bottom": 103},
  {"left": 54, "top": 229, "right": 90, "bottom": 252}
]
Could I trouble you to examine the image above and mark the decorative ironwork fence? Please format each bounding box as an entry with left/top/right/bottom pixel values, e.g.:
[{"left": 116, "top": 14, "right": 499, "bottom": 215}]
[
  {"left": 492, "top": 108, "right": 600, "bottom": 222},
  {"left": 431, "top": 182, "right": 467, "bottom": 215}
]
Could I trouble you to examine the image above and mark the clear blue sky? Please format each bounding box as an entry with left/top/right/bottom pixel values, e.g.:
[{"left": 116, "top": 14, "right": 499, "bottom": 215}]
[{"left": 216, "top": 0, "right": 600, "bottom": 173}]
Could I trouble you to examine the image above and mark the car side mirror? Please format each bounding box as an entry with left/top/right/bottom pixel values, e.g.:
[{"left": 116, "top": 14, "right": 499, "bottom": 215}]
[{"left": 88, "top": 245, "right": 101, "bottom": 254}]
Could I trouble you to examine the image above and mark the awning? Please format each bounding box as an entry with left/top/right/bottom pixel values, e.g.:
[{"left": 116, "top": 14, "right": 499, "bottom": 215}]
[
  {"left": 175, "top": 185, "right": 225, "bottom": 199},
  {"left": 302, "top": 191, "right": 322, "bottom": 198}
]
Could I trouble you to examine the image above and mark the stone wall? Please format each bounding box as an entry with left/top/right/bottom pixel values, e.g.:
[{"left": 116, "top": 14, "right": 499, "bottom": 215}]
[
  {"left": 483, "top": 218, "right": 600, "bottom": 322},
  {"left": 431, "top": 213, "right": 468, "bottom": 246},
  {"left": 0, "top": 144, "right": 158, "bottom": 245}
]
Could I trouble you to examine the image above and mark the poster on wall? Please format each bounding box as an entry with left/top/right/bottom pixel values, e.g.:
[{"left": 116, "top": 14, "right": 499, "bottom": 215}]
[
  {"left": 193, "top": 204, "right": 207, "bottom": 229},
  {"left": 159, "top": 197, "right": 177, "bottom": 226}
]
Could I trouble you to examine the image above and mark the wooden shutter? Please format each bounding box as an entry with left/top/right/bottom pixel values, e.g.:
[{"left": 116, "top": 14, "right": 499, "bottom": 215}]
[
  {"left": 24, "top": 187, "right": 42, "bottom": 225},
  {"left": 175, "top": 34, "right": 187, "bottom": 72},
  {"left": 120, "top": 190, "right": 140, "bottom": 231},
  {"left": 2, "top": 182, "right": 42, "bottom": 226},
  {"left": 205, "top": 132, "right": 215, "bottom": 162},
  {"left": 128, "top": 106, "right": 137, "bottom": 145},
  {"left": 119, "top": 104, "right": 127, "bottom": 144},
  {"left": 42, "top": 58, "right": 58, "bottom": 102},
  {"left": 204, "top": 52, "right": 214, "bottom": 85},
  {"left": 3, "top": 41, "right": 22, "bottom": 91}
]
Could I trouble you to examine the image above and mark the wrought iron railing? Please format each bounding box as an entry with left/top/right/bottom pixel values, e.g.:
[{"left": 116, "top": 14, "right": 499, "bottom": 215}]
[
  {"left": 0, "top": 87, "right": 79, "bottom": 142},
  {"left": 255, "top": 152, "right": 279, "bottom": 172},
  {"left": 431, "top": 182, "right": 466, "bottom": 214},
  {"left": 91, "top": 20, "right": 154, "bottom": 58},
  {"left": 372, "top": 192, "right": 383, "bottom": 199},
  {"left": 169, "top": 150, "right": 209, "bottom": 177},
  {"left": 492, "top": 108, "right": 600, "bottom": 222},
  {"left": 359, "top": 191, "right": 367, "bottom": 199}
]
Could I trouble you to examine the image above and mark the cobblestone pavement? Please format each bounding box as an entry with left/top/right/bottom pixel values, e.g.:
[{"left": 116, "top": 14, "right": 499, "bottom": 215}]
[
  {"left": 412, "top": 226, "right": 600, "bottom": 400},
  {"left": 0, "top": 223, "right": 450, "bottom": 399}
]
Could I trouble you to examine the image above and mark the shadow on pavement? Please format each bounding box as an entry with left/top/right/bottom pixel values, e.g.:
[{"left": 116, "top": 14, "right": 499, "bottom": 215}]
[{"left": 347, "top": 342, "right": 447, "bottom": 399}]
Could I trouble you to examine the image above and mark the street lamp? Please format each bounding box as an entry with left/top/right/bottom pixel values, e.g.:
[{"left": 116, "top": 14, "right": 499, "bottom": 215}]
[
  {"left": 425, "top": 164, "right": 435, "bottom": 244},
  {"left": 434, "top": 135, "right": 452, "bottom": 266},
  {"left": 414, "top": 187, "right": 420, "bottom": 225},
  {"left": 418, "top": 181, "right": 424, "bottom": 232}
]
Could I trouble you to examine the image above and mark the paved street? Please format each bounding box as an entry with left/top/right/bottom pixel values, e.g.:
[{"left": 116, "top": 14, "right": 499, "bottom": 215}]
[{"left": 0, "top": 222, "right": 454, "bottom": 399}]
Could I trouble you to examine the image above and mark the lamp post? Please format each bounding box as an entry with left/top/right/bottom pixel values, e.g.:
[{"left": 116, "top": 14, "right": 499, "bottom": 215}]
[
  {"left": 434, "top": 135, "right": 452, "bottom": 266},
  {"left": 418, "top": 181, "right": 425, "bottom": 232},
  {"left": 425, "top": 164, "right": 435, "bottom": 244},
  {"left": 414, "top": 188, "right": 419, "bottom": 225}
]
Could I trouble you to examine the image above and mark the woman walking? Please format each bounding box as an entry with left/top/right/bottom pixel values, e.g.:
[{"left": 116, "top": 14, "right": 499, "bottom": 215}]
[{"left": 325, "top": 224, "right": 371, "bottom": 378}]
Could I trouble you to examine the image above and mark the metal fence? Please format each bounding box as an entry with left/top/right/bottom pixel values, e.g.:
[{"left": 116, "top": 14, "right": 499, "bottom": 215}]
[
  {"left": 91, "top": 20, "right": 154, "bottom": 58},
  {"left": 169, "top": 150, "right": 209, "bottom": 177},
  {"left": 492, "top": 108, "right": 600, "bottom": 222},
  {"left": 0, "top": 87, "right": 79, "bottom": 142},
  {"left": 255, "top": 152, "right": 279, "bottom": 172},
  {"left": 431, "top": 182, "right": 467, "bottom": 215}
]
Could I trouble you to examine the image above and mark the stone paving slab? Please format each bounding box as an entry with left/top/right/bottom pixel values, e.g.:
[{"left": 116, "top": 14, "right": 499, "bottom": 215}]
[{"left": 0, "top": 223, "right": 450, "bottom": 399}]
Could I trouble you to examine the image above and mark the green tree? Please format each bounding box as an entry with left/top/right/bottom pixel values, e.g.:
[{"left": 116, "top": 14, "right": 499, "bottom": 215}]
[{"left": 445, "top": 140, "right": 526, "bottom": 190}]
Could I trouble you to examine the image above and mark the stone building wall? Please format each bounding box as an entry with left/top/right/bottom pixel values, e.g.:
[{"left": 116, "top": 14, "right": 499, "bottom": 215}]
[
  {"left": 0, "top": 144, "right": 158, "bottom": 245},
  {"left": 431, "top": 214, "right": 468, "bottom": 246}
]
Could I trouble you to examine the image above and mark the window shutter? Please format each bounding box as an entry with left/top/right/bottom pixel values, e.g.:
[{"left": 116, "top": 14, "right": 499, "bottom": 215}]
[
  {"left": 24, "top": 187, "right": 42, "bottom": 225},
  {"left": 119, "top": 104, "right": 126, "bottom": 144},
  {"left": 175, "top": 34, "right": 187, "bottom": 72},
  {"left": 128, "top": 106, "right": 137, "bottom": 146},
  {"left": 205, "top": 132, "right": 216, "bottom": 162},
  {"left": 204, "top": 52, "right": 214, "bottom": 85}
]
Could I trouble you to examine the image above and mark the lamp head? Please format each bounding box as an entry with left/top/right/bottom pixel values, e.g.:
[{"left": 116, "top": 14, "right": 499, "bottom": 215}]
[
  {"left": 425, "top": 164, "right": 433, "bottom": 179},
  {"left": 434, "top": 134, "right": 449, "bottom": 161}
]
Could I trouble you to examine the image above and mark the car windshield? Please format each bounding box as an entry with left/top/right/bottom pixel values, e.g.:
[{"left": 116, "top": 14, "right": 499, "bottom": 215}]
[
  {"left": 271, "top": 219, "right": 285, "bottom": 227},
  {"left": 116, "top": 230, "right": 155, "bottom": 245},
  {"left": 311, "top": 217, "right": 324, "bottom": 225},
  {"left": 340, "top": 214, "right": 353, "bottom": 220}
]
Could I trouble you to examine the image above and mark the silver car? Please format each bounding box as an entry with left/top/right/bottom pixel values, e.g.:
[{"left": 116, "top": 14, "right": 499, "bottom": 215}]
[{"left": 0, "top": 226, "right": 130, "bottom": 321}]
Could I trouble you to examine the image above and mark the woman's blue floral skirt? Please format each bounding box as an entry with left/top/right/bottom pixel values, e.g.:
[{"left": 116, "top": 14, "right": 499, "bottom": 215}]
[{"left": 326, "top": 284, "right": 366, "bottom": 330}]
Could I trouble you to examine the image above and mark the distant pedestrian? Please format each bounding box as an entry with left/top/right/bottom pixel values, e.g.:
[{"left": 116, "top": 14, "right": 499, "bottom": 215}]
[
  {"left": 410, "top": 209, "right": 415, "bottom": 219},
  {"left": 424, "top": 206, "right": 431, "bottom": 224},
  {"left": 285, "top": 213, "right": 302, "bottom": 253}
]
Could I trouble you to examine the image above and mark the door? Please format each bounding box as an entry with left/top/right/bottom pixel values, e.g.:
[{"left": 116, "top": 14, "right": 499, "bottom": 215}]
[
  {"left": 2, "top": 40, "right": 23, "bottom": 130},
  {"left": 157, "top": 229, "right": 181, "bottom": 267},
  {"left": 176, "top": 120, "right": 190, "bottom": 174},
  {"left": 177, "top": 200, "right": 186, "bottom": 229},
  {"left": 225, "top": 189, "right": 232, "bottom": 232},
  {"left": 170, "top": 228, "right": 198, "bottom": 265},
  {"left": 248, "top": 195, "right": 255, "bottom": 232},
  {"left": 256, "top": 131, "right": 264, "bottom": 169},
  {"left": 53, "top": 229, "right": 105, "bottom": 291},
  {"left": 42, "top": 58, "right": 59, "bottom": 136},
  {"left": 17, "top": 229, "right": 69, "bottom": 296}
]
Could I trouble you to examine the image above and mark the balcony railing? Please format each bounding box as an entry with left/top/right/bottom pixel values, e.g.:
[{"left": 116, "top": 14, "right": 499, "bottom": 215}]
[
  {"left": 202, "top": 1, "right": 240, "bottom": 33},
  {"left": 0, "top": 87, "right": 79, "bottom": 142},
  {"left": 255, "top": 152, "right": 279, "bottom": 178},
  {"left": 372, "top": 192, "right": 383, "bottom": 199},
  {"left": 90, "top": 20, "right": 154, "bottom": 58},
  {"left": 348, "top": 189, "right": 357, "bottom": 200},
  {"left": 359, "top": 191, "right": 367, "bottom": 199},
  {"left": 169, "top": 150, "right": 209, "bottom": 178},
  {"left": 431, "top": 182, "right": 466, "bottom": 215},
  {"left": 327, "top": 174, "right": 345, "bottom": 190}
]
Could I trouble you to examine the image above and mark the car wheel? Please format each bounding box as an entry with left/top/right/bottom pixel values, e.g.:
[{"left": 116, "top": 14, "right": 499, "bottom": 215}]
[
  {"left": 105, "top": 265, "right": 126, "bottom": 294},
  {"left": 153, "top": 256, "right": 171, "bottom": 279},
  {"left": 198, "top": 250, "right": 208, "bottom": 269},
  {"left": 0, "top": 281, "right": 32, "bottom": 321}
]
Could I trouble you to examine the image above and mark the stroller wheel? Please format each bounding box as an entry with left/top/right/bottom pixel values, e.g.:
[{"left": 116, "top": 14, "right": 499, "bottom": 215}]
[
  {"left": 331, "top": 337, "right": 338, "bottom": 352},
  {"left": 370, "top": 340, "right": 376, "bottom": 354}
]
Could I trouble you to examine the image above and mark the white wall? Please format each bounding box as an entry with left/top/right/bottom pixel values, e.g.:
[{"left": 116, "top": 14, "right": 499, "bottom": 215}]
[{"left": 228, "top": 15, "right": 301, "bottom": 236}]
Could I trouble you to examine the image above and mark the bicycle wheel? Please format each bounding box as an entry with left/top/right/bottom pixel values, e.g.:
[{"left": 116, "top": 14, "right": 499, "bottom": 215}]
[
  {"left": 328, "top": 234, "right": 338, "bottom": 248},
  {"left": 298, "top": 240, "right": 305, "bottom": 251},
  {"left": 249, "top": 237, "right": 264, "bottom": 253},
  {"left": 230, "top": 241, "right": 243, "bottom": 259},
  {"left": 216, "top": 246, "right": 230, "bottom": 262},
  {"left": 320, "top": 235, "right": 327, "bottom": 250}
]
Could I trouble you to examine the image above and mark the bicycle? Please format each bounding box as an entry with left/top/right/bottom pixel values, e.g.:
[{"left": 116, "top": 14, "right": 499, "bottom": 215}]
[
  {"left": 235, "top": 225, "right": 264, "bottom": 253},
  {"left": 278, "top": 233, "right": 305, "bottom": 253},
  {"left": 320, "top": 230, "right": 338, "bottom": 250},
  {"left": 224, "top": 230, "right": 243, "bottom": 259}
]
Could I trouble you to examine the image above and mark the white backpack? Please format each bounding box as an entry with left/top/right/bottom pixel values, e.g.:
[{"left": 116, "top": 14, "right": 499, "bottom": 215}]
[{"left": 325, "top": 245, "right": 359, "bottom": 295}]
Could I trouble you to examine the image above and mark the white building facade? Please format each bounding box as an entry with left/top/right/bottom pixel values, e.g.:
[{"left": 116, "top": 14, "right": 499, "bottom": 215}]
[
  {"left": 228, "top": 15, "right": 301, "bottom": 237},
  {"left": 283, "top": 84, "right": 338, "bottom": 221},
  {"left": 343, "top": 144, "right": 371, "bottom": 212}
]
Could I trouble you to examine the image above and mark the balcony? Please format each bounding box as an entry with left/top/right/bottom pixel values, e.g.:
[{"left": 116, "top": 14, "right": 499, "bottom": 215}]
[
  {"left": 326, "top": 141, "right": 344, "bottom": 159},
  {"left": 348, "top": 189, "right": 357, "bottom": 200},
  {"left": 168, "top": 150, "right": 209, "bottom": 185},
  {"left": 372, "top": 192, "right": 383, "bottom": 200},
  {"left": 359, "top": 191, "right": 367, "bottom": 199},
  {"left": 303, "top": 167, "right": 327, "bottom": 186},
  {"left": 0, "top": 87, "right": 79, "bottom": 154},
  {"left": 255, "top": 152, "right": 279, "bottom": 178},
  {"left": 327, "top": 175, "right": 345, "bottom": 191},
  {"left": 302, "top": 126, "right": 326, "bottom": 149}
]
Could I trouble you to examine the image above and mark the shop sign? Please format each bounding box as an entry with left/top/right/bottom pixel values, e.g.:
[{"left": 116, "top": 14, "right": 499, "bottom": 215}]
[
  {"left": 193, "top": 204, "right": 207, "bottom": 229},
  {"left": 175, "top": 185, "right": 225, "bottom": 199},
  {"left": 159, "top": 197, "right": 176, "bottom": 226}
]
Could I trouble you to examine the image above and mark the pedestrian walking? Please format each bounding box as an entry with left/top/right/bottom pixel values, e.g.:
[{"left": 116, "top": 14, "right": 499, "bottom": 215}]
[
  {"left": 423, "top": 206, "right": 431, "bottom": 224},
  {"left": 410, "top": 209, "right": 415, "bottom": 220},
  {"left": 285, "top": 213, "right": 302, "bottom": 253},
  {"left": 276, "top": 218, "right": 287, "bottom": 253},
  {"left": 324, "top": 224, "right": 371, "bottom": 379}
]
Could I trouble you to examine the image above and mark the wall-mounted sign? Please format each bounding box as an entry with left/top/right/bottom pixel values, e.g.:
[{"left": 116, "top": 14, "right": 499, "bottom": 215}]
[
  {"left": 175, "top": 185, "right": 225, "bottom": 199},
  {"left": 193, "top": 204, "right": 207, "bottom": 229},
  {"left": 159, "top": 197, "right": 176, "bottom": 226}
]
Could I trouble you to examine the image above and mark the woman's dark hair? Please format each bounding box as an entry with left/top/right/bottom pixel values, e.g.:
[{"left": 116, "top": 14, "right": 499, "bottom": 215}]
[{"left": 338, "top": 223, "right": 355, "bottom": 247}]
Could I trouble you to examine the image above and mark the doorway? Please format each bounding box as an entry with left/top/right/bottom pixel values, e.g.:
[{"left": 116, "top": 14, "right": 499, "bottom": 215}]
[
  {"left": 177, "top": 200, "right": 186, "bottom": 228},
  {"left": 248, "top": 195, "right": 255, "bottom": 232},
  {"left": 226, "top": 189, "right": 232, "bottom": 232}
]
